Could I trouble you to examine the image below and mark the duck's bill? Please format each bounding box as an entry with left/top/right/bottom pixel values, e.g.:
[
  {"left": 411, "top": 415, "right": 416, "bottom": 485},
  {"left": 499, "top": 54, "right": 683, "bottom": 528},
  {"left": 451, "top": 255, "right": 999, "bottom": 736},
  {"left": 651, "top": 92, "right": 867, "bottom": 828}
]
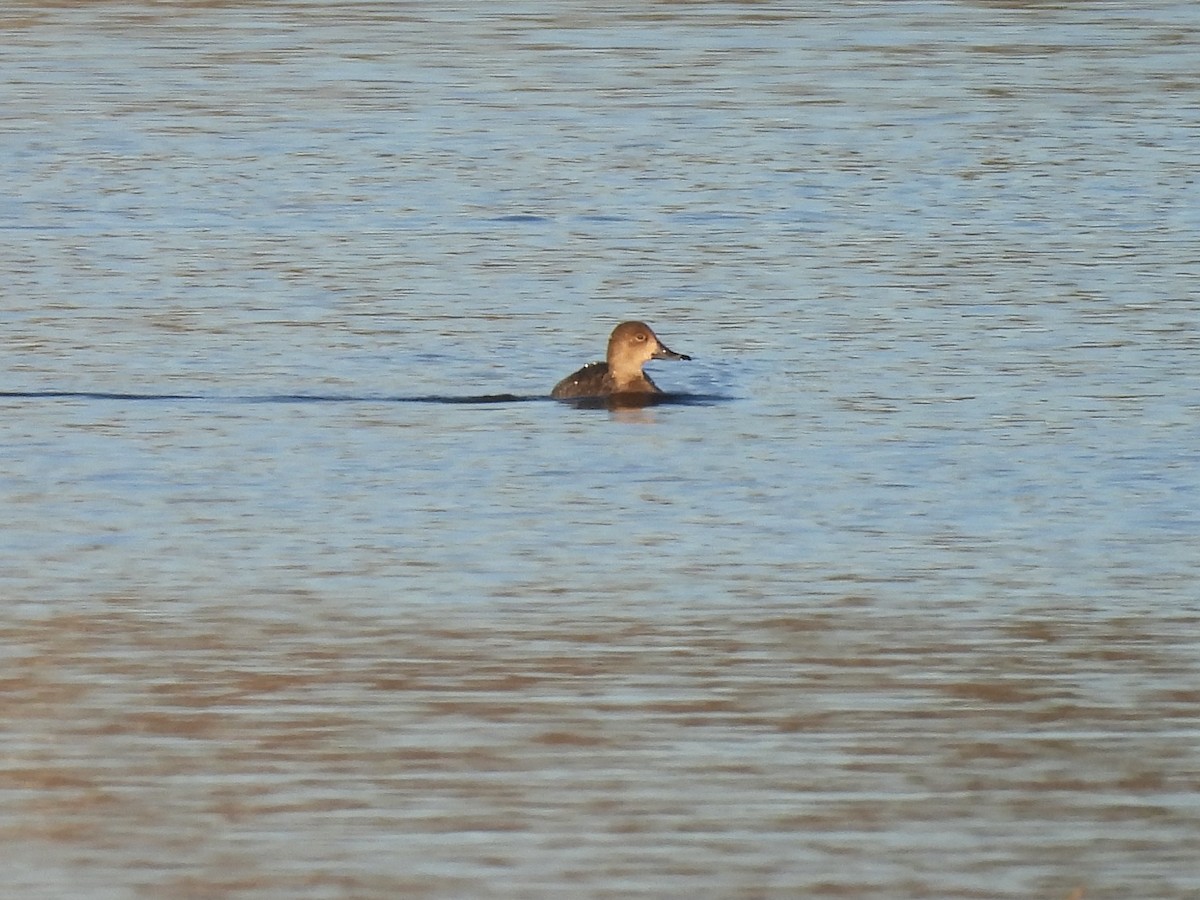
[{"left": 652, "top": 343, "right": 692, "bottom": 361}]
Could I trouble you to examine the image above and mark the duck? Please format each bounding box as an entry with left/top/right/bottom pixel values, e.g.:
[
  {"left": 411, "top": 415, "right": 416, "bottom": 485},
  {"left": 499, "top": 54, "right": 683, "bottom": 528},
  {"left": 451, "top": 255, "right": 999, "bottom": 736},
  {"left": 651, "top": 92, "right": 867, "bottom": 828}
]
[{"left": 551, "top": 321, "right": 691, "bottom": 400}]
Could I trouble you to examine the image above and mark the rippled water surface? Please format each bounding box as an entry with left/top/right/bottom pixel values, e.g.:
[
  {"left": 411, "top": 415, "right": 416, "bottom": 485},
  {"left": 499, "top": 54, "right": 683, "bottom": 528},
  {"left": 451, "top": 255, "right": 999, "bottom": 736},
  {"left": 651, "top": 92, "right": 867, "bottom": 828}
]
[{"left": 2, "top": 2, "right": 1199, "bottom": 897}]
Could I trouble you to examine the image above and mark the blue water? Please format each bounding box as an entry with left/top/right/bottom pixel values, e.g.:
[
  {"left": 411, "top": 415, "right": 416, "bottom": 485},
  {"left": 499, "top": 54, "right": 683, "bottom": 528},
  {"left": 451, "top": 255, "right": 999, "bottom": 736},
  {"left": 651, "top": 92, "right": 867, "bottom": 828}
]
[{"left": 2, "top": 2, "right": 1198, "bottom": 898}]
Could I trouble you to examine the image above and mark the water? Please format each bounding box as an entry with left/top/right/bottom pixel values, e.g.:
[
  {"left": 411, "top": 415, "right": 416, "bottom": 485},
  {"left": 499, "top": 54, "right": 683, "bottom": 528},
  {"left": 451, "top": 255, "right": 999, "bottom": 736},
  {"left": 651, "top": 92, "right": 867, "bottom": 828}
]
[{"left": 2, "top": 2, "right": 1198, "bottom": 897}]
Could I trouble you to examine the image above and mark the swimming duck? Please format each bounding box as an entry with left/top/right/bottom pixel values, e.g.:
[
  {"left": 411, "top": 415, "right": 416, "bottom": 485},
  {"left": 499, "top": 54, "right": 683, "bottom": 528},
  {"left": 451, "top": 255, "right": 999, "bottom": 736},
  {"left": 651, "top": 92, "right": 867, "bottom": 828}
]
[{"left": 551, "top": 321, "right": 691, "bottom": 400}]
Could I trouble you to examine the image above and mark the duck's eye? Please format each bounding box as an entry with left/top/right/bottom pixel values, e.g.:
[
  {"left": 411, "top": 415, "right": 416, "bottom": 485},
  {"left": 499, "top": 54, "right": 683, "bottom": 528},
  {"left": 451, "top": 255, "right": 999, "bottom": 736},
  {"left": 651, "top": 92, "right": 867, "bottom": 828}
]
[{"left": 635, "top": 334, "right": 646, "bottom": 342}]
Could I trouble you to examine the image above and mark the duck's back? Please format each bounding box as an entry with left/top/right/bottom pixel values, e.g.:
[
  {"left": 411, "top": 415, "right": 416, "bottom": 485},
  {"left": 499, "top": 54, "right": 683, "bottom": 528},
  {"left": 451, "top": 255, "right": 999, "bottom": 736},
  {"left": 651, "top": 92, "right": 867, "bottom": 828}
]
[{"left": 551, "top": 362, "right": 610, "bottom": 399}]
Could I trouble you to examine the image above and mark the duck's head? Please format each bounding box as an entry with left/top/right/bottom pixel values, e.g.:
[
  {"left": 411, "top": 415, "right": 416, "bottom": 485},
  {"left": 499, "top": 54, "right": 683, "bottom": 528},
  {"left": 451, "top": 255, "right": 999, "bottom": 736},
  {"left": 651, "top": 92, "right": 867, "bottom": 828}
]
[{"left": 606, "top": 321, "right": 691, "bottom": 371}]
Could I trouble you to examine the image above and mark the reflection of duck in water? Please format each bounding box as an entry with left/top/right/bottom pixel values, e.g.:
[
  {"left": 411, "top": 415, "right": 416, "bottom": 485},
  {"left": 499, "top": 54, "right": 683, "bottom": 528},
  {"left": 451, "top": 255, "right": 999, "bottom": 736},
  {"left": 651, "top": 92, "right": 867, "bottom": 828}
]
[{"left": 551, "top": 321, "right": 691, "bottom": 400}]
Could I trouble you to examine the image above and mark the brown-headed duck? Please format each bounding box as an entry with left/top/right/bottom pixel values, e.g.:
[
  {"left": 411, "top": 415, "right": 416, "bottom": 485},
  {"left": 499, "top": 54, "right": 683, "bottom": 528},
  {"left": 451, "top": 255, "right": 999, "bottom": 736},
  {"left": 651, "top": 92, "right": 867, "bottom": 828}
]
[{"left": 551, "top": 321, "right": 691, "bottom": 400}]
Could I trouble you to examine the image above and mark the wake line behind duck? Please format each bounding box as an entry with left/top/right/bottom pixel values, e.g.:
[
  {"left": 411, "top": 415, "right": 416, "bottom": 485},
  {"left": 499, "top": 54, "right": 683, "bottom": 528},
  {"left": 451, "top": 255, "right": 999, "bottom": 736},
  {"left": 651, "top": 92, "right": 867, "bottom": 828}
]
[{"left": 2, "top": 323, "right": 703, "bottom": 407}]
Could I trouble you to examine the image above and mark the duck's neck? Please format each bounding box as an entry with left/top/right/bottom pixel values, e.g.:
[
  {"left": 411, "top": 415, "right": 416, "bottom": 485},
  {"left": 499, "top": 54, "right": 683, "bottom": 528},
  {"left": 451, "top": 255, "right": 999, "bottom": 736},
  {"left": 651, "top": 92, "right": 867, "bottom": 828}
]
[{"left": 608, "top": 367, "right": 658, "bottom": 393}]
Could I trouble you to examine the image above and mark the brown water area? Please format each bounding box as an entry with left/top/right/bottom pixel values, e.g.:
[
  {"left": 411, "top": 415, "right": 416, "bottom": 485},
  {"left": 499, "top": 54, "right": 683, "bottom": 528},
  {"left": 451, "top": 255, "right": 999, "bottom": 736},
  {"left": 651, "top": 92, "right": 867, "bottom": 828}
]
[{"left": 4, "top": 601, "right": 1196, "bottom": 898}]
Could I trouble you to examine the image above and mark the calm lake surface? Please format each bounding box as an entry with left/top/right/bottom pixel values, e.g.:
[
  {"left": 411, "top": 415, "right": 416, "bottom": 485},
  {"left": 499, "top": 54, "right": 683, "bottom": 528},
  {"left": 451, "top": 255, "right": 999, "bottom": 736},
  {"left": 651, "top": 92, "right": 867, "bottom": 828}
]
[{"left": 2, "top": 1, "right": 1199, "bottom": 897}]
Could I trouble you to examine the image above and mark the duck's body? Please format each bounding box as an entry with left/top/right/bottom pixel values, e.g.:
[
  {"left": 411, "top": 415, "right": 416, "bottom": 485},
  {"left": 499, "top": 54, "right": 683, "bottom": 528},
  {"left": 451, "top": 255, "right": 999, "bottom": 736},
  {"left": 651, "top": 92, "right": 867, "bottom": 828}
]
[
  {"left": 551, "top": 321, "right": 690, "bottom": 400},
  {"left": 552, "top": 360, "right": 661, "bottom": 398}
]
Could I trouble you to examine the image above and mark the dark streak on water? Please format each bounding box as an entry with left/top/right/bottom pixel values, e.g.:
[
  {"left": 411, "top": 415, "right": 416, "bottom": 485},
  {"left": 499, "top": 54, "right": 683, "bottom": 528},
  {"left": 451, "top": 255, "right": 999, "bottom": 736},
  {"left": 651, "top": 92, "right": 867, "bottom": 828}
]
[{"left": 0, "top": 391, "right": 729, "bottom": 406}]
